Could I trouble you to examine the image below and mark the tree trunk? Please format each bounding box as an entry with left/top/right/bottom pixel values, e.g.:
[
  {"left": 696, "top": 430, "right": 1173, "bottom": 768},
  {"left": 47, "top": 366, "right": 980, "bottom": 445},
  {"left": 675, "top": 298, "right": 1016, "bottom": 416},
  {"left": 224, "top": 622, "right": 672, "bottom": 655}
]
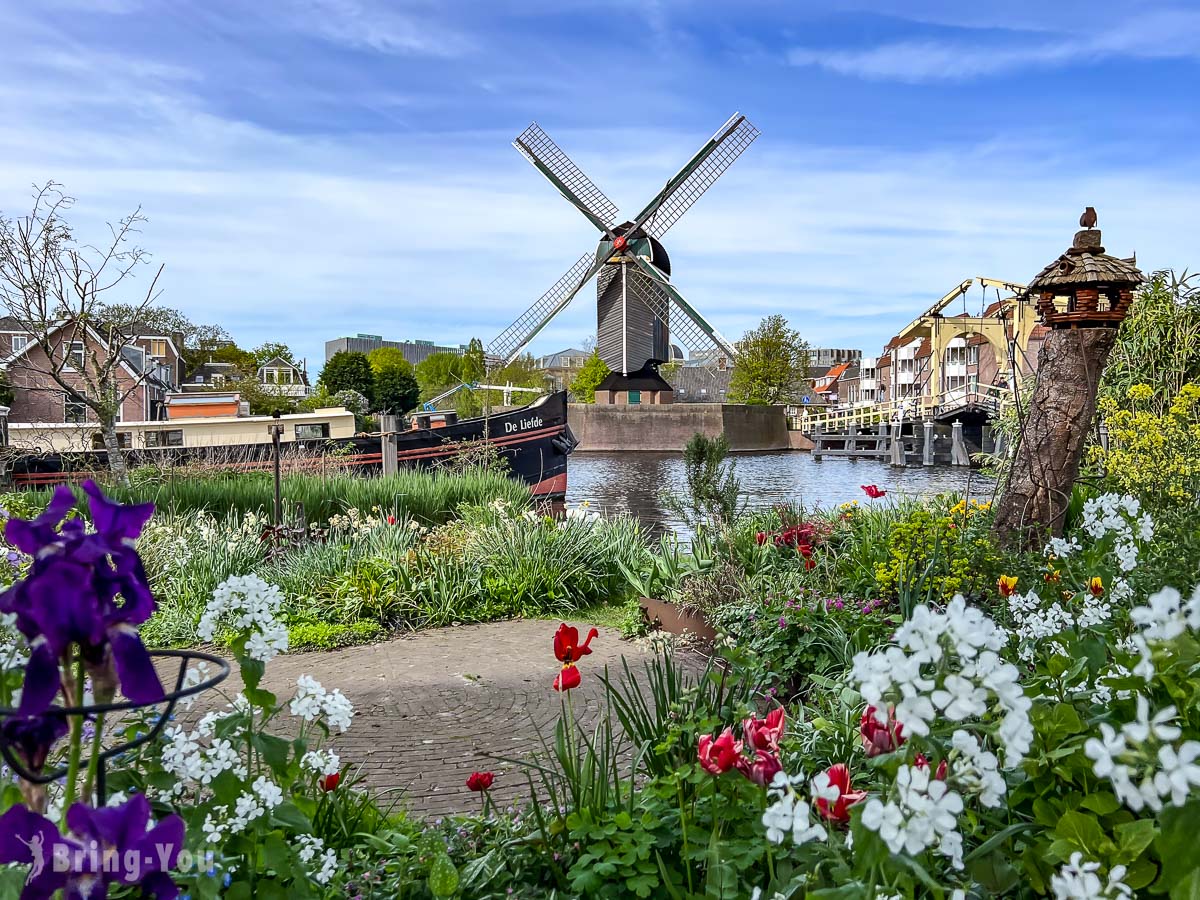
[
  {"left": 993, "top": 327, "right": 1117, "bottom": 550},
  {"left": 100, "top": 417, "right": 130, "bottom": 487}
]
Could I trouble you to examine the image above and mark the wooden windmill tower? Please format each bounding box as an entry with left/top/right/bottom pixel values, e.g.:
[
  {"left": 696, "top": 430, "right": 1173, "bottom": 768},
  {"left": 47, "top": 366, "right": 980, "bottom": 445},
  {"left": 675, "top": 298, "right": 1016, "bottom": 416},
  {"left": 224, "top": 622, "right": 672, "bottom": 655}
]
[{"left": 488, "top": 113, "right": 759, "bottom": 400}]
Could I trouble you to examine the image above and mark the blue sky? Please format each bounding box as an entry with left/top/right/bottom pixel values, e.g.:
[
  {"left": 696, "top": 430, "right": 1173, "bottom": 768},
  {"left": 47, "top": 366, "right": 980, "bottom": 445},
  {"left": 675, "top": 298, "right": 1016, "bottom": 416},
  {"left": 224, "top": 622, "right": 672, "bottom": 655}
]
[{"left": 1, "top": 1, "right": 1196, "bottom": 374}]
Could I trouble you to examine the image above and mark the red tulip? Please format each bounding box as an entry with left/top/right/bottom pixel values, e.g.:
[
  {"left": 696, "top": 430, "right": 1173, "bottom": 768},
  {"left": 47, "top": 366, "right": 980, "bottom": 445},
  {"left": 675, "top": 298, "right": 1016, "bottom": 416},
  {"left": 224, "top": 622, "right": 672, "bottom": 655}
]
[
  {"left": 861, "top": 485, "right": 886, "bottom": 499},
  {"left": 553, "top": 664, "right": 581, "bottom": 692},
  {"left": 860, "top": 706, "right": 905, "bottom": 757},
  {"left": 755, "top": 531, "right": 767, "bottom": 546},
  {"left": 698, "top": 727, "right": 743, "bottom": 775},
  {"left": 386, "top": 514, "right": 397, "bottom": 525},
  {"left": 814, "top": 764, "right": 867, "bottom": 824},
  {"left": 552, "top": 623, "right": 597, "bottom": 692},
  {"left": 553, "top": 623, "right": 598, "bottom": 664},
  {"left": 914, "top": 754, "right": 948, "bottom": 781},
  {"left": 318, "top": 772, "right": 340, "bottom": 792},
  {"left": 736, "top": 748, "right": 783, "bottom": 786},
  {"left": 743, "top": 707, "right": 786, "bottom": 753},
  {"left": 466, "top": 771, "right": 494, "bottom": 792}
]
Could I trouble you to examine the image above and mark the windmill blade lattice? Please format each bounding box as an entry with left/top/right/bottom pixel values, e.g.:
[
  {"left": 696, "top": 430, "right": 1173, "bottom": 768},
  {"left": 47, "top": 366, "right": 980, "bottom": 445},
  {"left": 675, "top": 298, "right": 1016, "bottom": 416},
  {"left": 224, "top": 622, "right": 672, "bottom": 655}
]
[
  {"left": 628, "top": 254, "right": 737, "bottom": 361},
  {"left": 513, "top": 123, "right": 620, "bottom": 232},
  {"left": 638, "top": 115, "right": 760, "bottom": 239},
  {"left": 488, "top": 252, "right": 600, "bottom": 363}
]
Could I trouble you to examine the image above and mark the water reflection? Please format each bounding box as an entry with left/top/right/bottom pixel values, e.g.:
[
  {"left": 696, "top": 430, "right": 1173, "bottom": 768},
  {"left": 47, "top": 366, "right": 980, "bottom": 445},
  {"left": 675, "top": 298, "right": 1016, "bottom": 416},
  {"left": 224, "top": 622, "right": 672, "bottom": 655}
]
[{"left": 567, "top": 451, "right": 996, "bottom": 531}]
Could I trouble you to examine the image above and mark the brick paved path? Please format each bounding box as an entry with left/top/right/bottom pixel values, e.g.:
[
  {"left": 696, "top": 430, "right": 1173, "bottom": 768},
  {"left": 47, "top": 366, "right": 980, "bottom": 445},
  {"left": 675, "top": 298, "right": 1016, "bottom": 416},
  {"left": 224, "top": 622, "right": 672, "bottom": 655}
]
[{"left": 199, "top": 620, "right": 686, "bottom": 817}]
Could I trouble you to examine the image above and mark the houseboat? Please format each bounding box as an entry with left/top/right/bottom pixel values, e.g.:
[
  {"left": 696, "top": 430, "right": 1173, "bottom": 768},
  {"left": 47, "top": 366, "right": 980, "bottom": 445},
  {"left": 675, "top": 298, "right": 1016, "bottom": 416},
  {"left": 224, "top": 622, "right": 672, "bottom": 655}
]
[{"left": 4, "top": 391, "right": 576, "bottom": 500}]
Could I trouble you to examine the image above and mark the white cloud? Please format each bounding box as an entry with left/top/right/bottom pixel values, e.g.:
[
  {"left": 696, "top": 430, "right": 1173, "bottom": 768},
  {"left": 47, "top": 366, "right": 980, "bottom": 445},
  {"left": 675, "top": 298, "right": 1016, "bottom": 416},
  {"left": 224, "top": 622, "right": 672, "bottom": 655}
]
[{"left": 788, "top": 7, "right": 1200, "bottom": 82}]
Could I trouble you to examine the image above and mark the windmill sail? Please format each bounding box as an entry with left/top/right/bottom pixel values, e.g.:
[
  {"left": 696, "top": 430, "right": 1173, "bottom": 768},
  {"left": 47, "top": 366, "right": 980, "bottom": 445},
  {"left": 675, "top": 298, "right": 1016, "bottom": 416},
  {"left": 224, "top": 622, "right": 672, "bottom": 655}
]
[
  {"left": 513, "top": 123, "right": 620, "bottom": 234},
  {"left": 629, "top": 254, "right": 737, "bottom": 362},
  {"left": 631, "top": 113, "right": 760, "bottom": 239},
  {"left": 488, "top": 251, "right": 606, "bottom": 364}
]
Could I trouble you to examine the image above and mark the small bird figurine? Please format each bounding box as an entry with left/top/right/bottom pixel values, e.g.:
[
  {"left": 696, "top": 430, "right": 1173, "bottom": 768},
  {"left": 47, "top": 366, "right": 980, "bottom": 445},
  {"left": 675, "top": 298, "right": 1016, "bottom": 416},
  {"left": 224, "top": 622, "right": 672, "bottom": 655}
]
[{"left": 1079, "top": 206, "right": 1098, "bottom": 228}]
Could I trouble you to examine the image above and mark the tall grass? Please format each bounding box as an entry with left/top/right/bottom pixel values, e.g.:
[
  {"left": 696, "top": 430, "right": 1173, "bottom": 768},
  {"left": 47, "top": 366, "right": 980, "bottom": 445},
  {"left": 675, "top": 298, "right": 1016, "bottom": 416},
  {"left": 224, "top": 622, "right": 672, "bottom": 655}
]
[{"left": 31, "top": 469, "right": 532, "bottom": 526}]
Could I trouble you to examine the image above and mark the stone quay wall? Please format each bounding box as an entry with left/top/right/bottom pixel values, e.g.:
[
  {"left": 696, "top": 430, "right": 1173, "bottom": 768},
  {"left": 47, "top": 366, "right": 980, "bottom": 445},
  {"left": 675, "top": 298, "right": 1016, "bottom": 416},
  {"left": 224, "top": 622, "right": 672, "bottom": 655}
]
[{"left": 568, "top": 403, "right": 790, "bottom": 452}]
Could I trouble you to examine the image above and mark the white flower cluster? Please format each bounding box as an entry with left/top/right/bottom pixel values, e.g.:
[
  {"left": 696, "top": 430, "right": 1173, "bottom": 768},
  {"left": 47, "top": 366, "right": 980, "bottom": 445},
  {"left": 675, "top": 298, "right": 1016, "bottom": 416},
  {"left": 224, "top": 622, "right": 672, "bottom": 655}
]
[
  {"left": 301, "top": 748, "right": 341, "bottom": 777},
  {"left": 327, "top": 507, "right": 383, "bottom": 534},
  {"left": 1004, "top": 585, "right": 1120, "bottom": 663},
  {"left": 563, "top": 500, "right": 601, "bottom": 523},
  {"left": 1084, "top": 695, "right": 1200, "bottom": 813},
  {"left": 177, "top": 661, "right": 212, "bottom": 711},
  {"left": 1051, "top": 493, "right": 1153, "bottom": 573},
  {"left": 948, "top": 730, "right": 1005, "bottom": 808},
  {"left": 762, "top": 772, "right": 827, "bottom": 846},
  {"left": 161, "top": 724, "right": 248, "bottom": 797},
  {"left": 860, "top": 765, "right": 965, "bottom": 869},
  {"left": 852, "top": 596, "right": 1032, "bottom": 767},
  {"left": 198, "top": 575, "right": 289, "bottom": 663},
  {"left": 1117, "top": 584, "right": 1200, "bottom": 685},
  {"left": 289, "top": 675, "right": 355, "bottom": 732},
  {"left": 297, "top": 834, "right": 339, "bottom": 884},
  {"left": 1050, "top": 852, "right": 1132, "bottom": 900},
  {"left": 202, "top": 775, "right": 286, "bottom": 844}
]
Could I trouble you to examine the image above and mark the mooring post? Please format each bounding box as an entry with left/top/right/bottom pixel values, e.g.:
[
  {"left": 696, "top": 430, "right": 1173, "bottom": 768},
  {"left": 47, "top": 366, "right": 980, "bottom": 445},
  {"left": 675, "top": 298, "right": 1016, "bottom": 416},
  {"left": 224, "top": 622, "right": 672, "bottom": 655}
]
[
  {"left": 950, "top": 420, "right": 970, "bottom": 467},
  {"left": 380, "top": 414, "right": 399, "bottom": 476},
  {"left": 812, "top": 421, "right": 823, "bottom": 461},
  {"left": 890, "top": 421, "right": 905, "bottom": 466},
  {"left": 922, "top": 420, "right": 935, "bottom": 466}
]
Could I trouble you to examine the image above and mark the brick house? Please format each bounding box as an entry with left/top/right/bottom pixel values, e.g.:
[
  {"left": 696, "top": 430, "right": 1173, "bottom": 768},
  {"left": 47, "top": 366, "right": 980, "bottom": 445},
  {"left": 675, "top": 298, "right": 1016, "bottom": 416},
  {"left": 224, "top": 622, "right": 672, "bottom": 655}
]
[{"left": 1, "top": 317, "right": 179, "bottom": 427}]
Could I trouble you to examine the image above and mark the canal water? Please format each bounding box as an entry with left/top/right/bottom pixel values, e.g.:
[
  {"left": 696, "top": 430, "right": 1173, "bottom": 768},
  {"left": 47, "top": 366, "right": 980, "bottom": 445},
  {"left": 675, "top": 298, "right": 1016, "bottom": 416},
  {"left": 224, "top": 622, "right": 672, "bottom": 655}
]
[{"left": 566, "top": 451, "right": 995, "bottom": 530}]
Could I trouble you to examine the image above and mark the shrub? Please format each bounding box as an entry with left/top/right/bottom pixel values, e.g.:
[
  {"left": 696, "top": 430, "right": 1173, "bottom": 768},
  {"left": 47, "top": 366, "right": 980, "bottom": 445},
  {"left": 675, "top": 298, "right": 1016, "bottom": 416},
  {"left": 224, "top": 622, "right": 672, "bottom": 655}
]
[
  {"left": 873, "top": 497, "right": 1007, "bottom": 604},
  {"left": 289, "top": 621, "right": 384, "bottom": 650}
]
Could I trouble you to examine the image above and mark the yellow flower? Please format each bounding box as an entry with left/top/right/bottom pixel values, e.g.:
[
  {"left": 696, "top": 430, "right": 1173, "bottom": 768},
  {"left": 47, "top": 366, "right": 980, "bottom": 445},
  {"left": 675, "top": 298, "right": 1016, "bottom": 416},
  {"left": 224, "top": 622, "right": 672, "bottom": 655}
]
[
  {"left": 1044, "top": 569, "right": 1060, "bottom": 584},
  {"left": 1127, "top": 383, "right": 1154, "bottom": 403},
  {"left": 998, "top": 575, "right": 1018, "bottom": 597},
  {"left": 1088, "top": 576, "right": 1104, "bottom": 598}
]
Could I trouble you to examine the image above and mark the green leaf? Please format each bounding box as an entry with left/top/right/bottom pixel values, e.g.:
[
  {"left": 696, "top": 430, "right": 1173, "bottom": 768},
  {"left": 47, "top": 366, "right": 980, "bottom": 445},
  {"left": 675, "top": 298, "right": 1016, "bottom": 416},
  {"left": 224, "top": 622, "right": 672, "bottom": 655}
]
[
  {"left": 1171, "top": 869, "right": 1200, "bottom": 900},
  {"left": 1054, "top": 810, "right": 1114, "bottom": 859},
  {"left": 1114, "top": 818, "right": 1158, "bottom": 865},
  {"left": 239, "top": 657, "right": 265, "bottom": 692},
  {"left": 271, "top": 801, "right": 312, "bottom": 833},
  {"left": 1156, "top": 801, "right": 1200, "bottom": 890},
  {"left": 1079, "top": 792, "right": 1121, "bottom": 816},
  {"left": 253, "top": 733, "right": 293, "bottom": 774},
  {"left": 225, "top": 883, "right": 253, "bottom": 900},
  {"left": 243, "top": 686, "right": 277, "bottom": 710},
  {"left": 428, "top": 854, "right": 460, "bottom": 898},
  {"left": 261, "top": 833, "right": 292, "bottom": 874}
]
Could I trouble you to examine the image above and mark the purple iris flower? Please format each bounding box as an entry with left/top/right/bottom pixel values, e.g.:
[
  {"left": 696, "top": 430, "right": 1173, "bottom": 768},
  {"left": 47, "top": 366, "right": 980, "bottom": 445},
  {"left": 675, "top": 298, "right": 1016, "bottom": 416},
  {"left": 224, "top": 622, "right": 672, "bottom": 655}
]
[
  {"left": 0, "top": 793, "right": 184, "bottom": 899},
  {"left": 0, "top": 712, "right": 69, "bottom": 773},
  {"left": 1, "top": 482, "right": 161, "bottom": 716}
]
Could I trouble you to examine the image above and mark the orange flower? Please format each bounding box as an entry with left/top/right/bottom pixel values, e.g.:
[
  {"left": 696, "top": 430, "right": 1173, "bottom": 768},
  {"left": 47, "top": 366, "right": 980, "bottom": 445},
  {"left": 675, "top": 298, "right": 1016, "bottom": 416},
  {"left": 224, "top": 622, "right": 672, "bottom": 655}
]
[
  {"left": 1043, "top": 569, "right": 1061, "bottom": 584},
  {"left": 997, "top": 575, "right": 1018, "bottom": 597},
  {"left": 1088, "top": 576, "right": 1104, "bottom": 598}
]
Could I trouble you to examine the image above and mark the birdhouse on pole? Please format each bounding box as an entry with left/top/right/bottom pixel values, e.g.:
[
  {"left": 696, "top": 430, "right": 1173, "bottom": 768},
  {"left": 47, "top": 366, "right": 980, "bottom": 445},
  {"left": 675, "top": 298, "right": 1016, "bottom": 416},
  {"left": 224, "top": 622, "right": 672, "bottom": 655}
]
[{"left": 1028, "top": 208, "right": 1144, "bottom": 328}]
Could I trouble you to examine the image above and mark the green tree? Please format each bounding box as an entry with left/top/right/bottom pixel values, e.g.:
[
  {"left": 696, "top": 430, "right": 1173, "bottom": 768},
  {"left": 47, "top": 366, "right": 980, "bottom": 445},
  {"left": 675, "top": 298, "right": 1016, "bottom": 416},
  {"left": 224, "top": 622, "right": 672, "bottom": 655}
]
[
  {"left": 727, "top": 314, "right": 809, "bottom": 405},
  {"left": 374, "top": 365, "right": 421, "bottom": 414},
  {"left": 1102, "top": 270, "right": 1200, "bottom": 415},
  {"left": 570, "top": 351, "right": 611, "bottom": 403},
  {"left": 319, "top": 351, "right": 375, "bottom": 405},
  {"left": 414, "top": 352, "right": 466, "bottom": 398},
  {"left": 252, "top": 342, "right": 294, "bottom": 366},
  {"left": 367, "top": 346, "right": 413, "bottom": 375},
  {"left": 462, "top": 338, "right": 486, "bottom": 383}
]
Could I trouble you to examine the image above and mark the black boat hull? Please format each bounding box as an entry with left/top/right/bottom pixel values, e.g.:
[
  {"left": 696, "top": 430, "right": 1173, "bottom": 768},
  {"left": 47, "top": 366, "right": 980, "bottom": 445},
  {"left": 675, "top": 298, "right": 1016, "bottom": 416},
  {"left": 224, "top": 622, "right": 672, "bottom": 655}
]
[{"left": 4, "top": 392, "right": 575, "bottom": 500}]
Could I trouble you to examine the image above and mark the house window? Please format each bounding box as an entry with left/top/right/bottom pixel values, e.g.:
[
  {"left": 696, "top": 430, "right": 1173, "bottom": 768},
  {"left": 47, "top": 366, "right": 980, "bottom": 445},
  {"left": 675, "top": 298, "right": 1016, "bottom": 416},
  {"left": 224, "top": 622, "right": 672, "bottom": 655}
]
[
  {"left": 10, "top": 334, "right": 28, "bottom": 354},
  {"left": 66, "top": 341, "right": 85, "bottom": 369},
  {"left": 149, "top": 339, "right": 168, "bottom": 358},
  {"left": 64, "top": 395, "right": 87, "bottom": 423},
  {"left": 144, "top": 429, "right": 184, "bottom": 448},
  {"left": 91, "top": 432, "right": 132, "bottom": 449},
  {"left": 295, "top": 423, "right": 330, "bottom": 441},
  {"left": 627, "top": 390, "right": 641, "bottom": 405}
]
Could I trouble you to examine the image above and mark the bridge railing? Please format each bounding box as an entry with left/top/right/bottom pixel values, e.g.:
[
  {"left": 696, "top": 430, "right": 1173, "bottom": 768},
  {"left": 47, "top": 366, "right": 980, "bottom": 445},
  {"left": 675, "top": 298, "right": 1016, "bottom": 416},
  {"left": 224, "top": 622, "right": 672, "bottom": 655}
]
[{"left": 789, "top": 382, "right": 1011, "bottom": 433}]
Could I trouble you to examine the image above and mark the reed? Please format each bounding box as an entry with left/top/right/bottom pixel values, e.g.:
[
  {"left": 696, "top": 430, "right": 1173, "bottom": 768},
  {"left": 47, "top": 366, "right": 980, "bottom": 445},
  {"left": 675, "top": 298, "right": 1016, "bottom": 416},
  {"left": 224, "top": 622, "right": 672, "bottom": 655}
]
[{"left": 31, "top": 468, "right": 532, "bottom": 526}]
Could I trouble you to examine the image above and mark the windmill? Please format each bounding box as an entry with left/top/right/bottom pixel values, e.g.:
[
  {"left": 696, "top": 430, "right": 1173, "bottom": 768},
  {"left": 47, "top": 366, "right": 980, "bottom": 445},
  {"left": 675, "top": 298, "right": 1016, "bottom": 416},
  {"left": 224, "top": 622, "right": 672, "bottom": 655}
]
[{"left": 488, "top": 113, "right": 759, "bottom": 394}]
